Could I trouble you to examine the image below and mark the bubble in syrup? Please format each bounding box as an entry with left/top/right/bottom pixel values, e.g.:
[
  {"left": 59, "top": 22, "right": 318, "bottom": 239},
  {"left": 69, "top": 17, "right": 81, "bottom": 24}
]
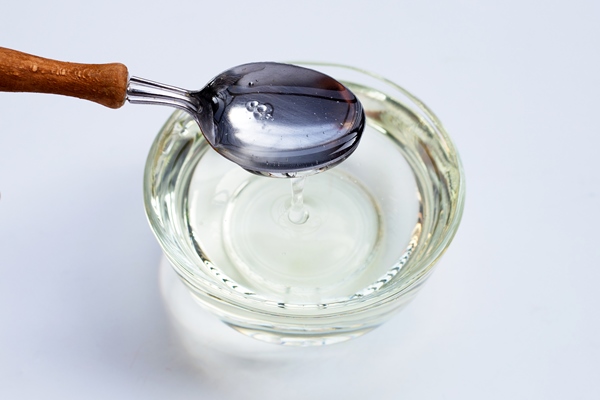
[
  {"left": 246, "top": 100, "right": 259, "bottom": 111},
  {"left": 246, "top": 100, "right": 273, "bottom": 120}
]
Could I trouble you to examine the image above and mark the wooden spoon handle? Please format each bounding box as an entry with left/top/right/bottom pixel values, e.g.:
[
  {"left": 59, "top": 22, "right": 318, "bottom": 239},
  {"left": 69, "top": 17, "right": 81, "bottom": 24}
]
[{"left": 0, "top": 47, "right": 128, "bottom": 109}]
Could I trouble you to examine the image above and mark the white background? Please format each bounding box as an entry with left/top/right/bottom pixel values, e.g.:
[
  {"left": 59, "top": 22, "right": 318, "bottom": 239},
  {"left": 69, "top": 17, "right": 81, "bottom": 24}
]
[{"left": 1, "top": 1, "right": 599, "bottom": 399}]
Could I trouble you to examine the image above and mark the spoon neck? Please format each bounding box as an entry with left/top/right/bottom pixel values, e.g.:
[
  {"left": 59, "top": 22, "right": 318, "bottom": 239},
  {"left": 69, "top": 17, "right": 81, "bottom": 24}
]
[{"left": 126, "top": 76, "right": 201, "bottom": 115}]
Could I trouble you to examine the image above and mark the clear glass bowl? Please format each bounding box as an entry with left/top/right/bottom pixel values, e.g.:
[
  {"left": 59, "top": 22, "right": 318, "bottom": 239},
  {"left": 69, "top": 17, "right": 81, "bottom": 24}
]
[{"left": 144, "top": 63, "right": 465, "bottom": 346}]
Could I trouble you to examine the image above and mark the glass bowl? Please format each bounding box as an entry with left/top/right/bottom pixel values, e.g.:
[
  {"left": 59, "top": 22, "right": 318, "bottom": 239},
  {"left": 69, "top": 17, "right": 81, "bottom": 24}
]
[{"left": 144, "top": 63, "right": 465, "bottom": 346}]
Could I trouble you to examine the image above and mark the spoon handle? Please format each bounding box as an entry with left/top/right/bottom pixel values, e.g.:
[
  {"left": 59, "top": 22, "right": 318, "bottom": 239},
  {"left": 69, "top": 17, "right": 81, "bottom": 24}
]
[{"left": 0, "top": 47, "right": 128, "bottom": 109}]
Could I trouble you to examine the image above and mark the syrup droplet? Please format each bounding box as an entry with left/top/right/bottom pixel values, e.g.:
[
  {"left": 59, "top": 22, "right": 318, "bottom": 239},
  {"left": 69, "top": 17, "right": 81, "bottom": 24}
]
[{"left": 288, "top": 176, "right": 309, "bottom": 224}]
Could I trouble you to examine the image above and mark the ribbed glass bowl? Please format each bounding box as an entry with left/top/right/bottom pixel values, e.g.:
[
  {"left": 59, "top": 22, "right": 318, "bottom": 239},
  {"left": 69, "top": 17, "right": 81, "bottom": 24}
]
[{"left": 144, "top": 63, "right": 465, "bottom": 346}]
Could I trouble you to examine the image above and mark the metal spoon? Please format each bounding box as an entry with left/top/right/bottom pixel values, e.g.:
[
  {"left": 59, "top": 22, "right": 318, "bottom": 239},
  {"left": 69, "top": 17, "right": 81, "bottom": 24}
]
[{"left": 0, "top": 47, "right": 364, "bottom": 177}]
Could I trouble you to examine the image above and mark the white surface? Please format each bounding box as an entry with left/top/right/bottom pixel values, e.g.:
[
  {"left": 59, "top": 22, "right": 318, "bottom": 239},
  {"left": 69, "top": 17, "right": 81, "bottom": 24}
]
[{"left": 1, "top": 1, "right": 599, "bottom": 399}]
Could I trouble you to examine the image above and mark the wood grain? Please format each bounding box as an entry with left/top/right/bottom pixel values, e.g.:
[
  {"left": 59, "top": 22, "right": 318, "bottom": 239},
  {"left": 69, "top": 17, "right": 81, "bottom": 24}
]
[{"left": 0, "top": 47, "right": 128, "bottom": 109}]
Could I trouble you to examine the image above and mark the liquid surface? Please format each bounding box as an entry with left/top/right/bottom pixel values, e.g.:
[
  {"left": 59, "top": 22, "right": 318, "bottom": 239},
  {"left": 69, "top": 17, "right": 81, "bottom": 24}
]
[
  {"left": 193, "top": 63, "right": 365, "bottom": 177},
  {"left": 222, "top": 171, "right": 381, "bottom": 301},
  {"left": 186, "top": 122, "right": 420, "bottom": 304}
]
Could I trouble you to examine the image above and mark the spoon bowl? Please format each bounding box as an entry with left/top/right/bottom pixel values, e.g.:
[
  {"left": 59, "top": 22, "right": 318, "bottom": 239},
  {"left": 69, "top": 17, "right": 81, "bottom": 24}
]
[{"left": 193, "top": 62, "right": 364, "bottom": 177}]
